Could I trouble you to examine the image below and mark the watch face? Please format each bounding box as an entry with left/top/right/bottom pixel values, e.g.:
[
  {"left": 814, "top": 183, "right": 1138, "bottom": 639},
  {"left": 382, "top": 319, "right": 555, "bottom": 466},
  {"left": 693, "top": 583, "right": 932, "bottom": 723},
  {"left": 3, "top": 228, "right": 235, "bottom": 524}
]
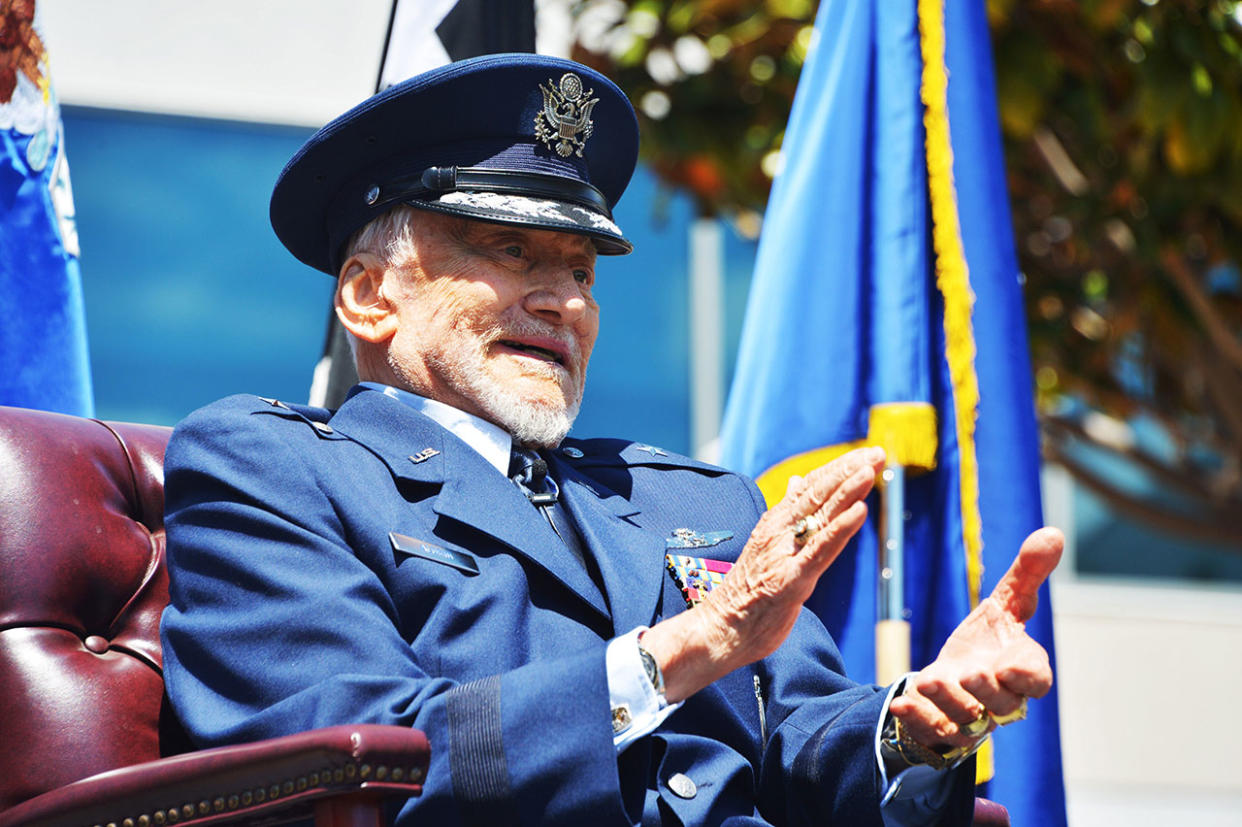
[{"left": 638, "top": 644, "right": 663, "bottom": 694}]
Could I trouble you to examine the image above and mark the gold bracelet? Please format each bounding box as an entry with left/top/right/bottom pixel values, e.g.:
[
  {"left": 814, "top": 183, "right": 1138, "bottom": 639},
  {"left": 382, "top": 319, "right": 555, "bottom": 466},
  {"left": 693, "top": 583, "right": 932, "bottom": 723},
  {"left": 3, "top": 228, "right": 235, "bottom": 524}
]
[{"left": 887, "top": 717, "right": 988, "bottom": 771}]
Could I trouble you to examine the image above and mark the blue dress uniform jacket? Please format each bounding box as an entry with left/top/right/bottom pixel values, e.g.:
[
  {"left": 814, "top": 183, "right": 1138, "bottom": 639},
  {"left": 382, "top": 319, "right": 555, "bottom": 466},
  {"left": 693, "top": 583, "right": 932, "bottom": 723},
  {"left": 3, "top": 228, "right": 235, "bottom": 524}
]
[{"left": 160, "top": 389, "right": 976, "bottom": 826}]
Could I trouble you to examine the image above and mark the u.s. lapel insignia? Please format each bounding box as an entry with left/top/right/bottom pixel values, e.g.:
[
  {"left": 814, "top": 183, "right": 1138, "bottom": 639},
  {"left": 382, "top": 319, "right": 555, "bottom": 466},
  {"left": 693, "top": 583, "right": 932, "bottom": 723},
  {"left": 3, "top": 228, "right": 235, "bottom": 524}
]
[
  {"left": 666, "top": 554, "right": 734, "bottom": 608},
  {"left": 665, "top": 527, "right": 733, "bottom": 549},
  {"left": 633, "top": 443, "right": 668, "bottom": 457},
  {"left": 408, "top": 447, "right": 440, "bottom": 464},
  {"left": 534, "top": 72, "right": 598, "bottom": 158}
]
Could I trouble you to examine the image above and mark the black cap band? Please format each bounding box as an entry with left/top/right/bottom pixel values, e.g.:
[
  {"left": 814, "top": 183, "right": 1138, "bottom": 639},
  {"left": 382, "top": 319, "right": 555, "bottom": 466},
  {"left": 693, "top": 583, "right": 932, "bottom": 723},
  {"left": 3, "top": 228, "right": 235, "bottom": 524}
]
[{"left": 371, "top": 166, "right": 613, "bottom": 218}]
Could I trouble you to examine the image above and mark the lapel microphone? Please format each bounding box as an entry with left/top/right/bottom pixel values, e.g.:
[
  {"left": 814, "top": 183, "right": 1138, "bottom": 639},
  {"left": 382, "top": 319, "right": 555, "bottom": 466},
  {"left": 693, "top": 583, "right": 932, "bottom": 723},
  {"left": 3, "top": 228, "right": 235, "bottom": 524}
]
[
  {"left": 527, "top": 457, "right": 557, "bottom": 506},
  {"left": 511, "top": 451, "right": 558, "bottom": 506}
]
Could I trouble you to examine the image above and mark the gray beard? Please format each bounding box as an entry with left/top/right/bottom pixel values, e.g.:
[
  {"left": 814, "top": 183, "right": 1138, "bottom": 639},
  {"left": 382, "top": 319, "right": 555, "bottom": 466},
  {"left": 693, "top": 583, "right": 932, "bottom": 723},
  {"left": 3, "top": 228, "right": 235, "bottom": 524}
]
[
  {"left": 466, "top": 375, "right": 580, "bottom": 449},
  {"left": 395, "top": 322, "right": 583, "bottom": 449}
]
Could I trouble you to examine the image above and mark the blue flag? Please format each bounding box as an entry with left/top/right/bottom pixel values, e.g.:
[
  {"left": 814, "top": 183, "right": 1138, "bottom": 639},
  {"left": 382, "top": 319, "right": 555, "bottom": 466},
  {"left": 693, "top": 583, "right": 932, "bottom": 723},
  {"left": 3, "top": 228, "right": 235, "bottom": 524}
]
[
  {"left": 718, "top": 1, "right": 1066, "bottom": 823},
  {"left": 0, "top": 2, "right": 93, "bottom": 417}
]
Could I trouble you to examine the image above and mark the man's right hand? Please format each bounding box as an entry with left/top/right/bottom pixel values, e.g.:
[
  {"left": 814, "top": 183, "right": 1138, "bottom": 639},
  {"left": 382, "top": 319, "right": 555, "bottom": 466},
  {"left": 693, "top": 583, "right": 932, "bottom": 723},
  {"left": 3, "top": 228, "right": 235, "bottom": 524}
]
[{"left": 640, "top": 446, "right": 887, "bottom": 703}]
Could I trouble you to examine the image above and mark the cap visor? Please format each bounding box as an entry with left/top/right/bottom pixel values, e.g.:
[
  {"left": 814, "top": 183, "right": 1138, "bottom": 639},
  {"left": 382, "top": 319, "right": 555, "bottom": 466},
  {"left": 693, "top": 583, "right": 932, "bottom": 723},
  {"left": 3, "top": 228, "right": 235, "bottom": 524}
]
[{"left": 408, "top": 191, "right": 632, "bottom": 255}]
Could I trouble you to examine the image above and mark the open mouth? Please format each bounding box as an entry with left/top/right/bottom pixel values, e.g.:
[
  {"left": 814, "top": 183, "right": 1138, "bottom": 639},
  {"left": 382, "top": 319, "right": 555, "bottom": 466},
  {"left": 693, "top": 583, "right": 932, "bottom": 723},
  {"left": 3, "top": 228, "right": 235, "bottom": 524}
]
[{"left": 497, "top": 340, "right": 567, "bottom": 366}]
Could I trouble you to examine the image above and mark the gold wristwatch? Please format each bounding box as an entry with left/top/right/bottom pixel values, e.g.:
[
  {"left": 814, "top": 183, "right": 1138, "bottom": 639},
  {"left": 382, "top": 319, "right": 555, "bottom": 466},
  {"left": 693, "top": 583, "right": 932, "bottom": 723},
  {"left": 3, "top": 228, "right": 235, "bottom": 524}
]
[{"left": 880, "top": 714, "right": 987, "bottom": 771}]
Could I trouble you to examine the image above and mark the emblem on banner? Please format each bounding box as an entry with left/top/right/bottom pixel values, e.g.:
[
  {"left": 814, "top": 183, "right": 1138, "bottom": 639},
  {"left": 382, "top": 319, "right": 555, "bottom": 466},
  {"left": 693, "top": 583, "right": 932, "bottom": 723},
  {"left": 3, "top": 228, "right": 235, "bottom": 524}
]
[{"left": 534, "top": 73, "right": 598, "bottom": 158}]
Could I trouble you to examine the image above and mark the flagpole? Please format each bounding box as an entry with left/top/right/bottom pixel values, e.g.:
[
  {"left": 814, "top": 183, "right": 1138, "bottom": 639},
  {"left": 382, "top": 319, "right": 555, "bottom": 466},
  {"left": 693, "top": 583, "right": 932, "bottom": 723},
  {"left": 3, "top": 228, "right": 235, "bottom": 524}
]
[
  {"left": 876, "top": 464, "right": 910, "bottom": 684},
  {"left": 689, "top": 217, "right": 724, "bottom": 462}
]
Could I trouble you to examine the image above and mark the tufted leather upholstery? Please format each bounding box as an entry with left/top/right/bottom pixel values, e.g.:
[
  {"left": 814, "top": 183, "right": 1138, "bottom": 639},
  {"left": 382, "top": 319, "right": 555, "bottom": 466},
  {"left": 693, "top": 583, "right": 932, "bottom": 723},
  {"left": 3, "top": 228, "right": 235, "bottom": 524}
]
[
  {"left": 0, "top": 406, "right": 427, "bottom": 827},
  {"left": 0, "top": 406, "right": 175, "bottom": 809}
]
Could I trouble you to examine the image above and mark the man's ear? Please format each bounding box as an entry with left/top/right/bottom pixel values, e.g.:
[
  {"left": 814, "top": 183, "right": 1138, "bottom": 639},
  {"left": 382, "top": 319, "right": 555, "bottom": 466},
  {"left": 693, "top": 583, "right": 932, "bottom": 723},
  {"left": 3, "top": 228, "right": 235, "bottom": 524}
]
[{"left": 335, "top": 252, "right": 399, "bottom": 343}]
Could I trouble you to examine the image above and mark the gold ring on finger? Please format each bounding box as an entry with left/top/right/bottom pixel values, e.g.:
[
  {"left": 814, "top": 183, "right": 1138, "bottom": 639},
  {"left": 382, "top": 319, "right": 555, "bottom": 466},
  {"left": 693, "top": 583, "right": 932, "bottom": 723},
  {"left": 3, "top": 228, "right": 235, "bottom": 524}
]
[
  {"left": 960, "top": 710, "right": 990, "bottom": 738},
  {"left": 793, "top": 513, "right": 821, "bottom": 542},
  {"left": 989, "top": 697, "right": 1028, "bottom": 726}
]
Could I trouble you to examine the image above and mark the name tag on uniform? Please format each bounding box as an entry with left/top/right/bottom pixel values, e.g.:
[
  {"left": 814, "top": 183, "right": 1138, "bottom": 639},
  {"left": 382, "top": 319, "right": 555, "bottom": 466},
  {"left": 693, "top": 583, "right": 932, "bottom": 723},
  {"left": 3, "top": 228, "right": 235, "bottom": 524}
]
[{"left": 389, "top": 532, "right": 479, "bottom": 576}]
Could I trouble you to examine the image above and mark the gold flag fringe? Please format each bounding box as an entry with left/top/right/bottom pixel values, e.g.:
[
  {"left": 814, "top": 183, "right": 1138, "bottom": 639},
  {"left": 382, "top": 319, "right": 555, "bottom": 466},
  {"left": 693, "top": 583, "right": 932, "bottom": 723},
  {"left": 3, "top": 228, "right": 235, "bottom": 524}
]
[{"left": 917, "top": 0, "right": 991, "bottom": 785}]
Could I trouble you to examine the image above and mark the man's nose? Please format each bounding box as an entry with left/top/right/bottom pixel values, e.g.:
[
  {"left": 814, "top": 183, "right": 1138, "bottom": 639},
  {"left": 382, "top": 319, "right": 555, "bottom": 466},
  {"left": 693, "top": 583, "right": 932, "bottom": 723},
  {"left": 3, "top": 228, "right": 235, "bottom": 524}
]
[{"left": 524, "top": 272, "right": 587, "bottom": 324}]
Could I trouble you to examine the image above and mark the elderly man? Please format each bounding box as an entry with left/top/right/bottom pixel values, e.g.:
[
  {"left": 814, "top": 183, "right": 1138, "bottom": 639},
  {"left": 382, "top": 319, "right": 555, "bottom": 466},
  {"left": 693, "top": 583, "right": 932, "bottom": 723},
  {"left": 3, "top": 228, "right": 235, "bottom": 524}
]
[{"left": 161, "top": 54, "right": 1059, "bottom": 827}]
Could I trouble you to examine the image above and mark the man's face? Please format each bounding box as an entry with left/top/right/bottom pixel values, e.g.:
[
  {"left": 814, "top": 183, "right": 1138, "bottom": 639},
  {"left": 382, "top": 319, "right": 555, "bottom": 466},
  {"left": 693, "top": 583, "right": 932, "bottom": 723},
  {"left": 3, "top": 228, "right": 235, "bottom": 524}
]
[{"left": 382, "top": 211, "right": 600, "bottom": 447}]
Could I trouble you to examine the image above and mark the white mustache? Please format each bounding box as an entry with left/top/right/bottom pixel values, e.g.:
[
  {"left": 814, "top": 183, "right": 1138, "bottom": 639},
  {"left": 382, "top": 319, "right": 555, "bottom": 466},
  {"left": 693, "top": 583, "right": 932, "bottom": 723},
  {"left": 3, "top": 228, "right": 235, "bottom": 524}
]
[{"left": 488, "top": 319, "right": 581, "bottom": 364}]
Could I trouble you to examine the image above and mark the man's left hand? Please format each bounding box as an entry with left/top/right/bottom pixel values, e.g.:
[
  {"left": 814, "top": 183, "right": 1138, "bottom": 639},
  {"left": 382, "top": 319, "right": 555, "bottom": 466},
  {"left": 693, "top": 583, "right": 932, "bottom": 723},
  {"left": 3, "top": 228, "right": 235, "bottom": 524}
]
[{"left": 889, "top": 527, "right": 1063, "bottom": 754}]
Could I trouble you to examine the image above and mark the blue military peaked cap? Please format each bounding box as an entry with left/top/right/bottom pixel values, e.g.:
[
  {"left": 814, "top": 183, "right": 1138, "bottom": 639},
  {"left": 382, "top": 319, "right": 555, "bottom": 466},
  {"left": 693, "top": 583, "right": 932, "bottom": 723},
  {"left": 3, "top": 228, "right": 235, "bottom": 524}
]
[{"left": 270, "top": 53, "right": 640, "bottom": 276}]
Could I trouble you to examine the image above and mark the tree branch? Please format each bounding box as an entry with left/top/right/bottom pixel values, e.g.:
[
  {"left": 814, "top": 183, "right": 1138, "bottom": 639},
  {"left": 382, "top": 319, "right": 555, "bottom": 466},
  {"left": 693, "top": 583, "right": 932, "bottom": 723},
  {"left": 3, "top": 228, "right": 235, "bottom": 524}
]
[
  {"left": 1160, "top": 246, "right": 1242, "bottom": 373},
  {"left": 1041, "top": 414, "right": 1220, "bottom": 502},
  {"left": 1046, "top": 445, "right": 1242, "bottom": 550}
]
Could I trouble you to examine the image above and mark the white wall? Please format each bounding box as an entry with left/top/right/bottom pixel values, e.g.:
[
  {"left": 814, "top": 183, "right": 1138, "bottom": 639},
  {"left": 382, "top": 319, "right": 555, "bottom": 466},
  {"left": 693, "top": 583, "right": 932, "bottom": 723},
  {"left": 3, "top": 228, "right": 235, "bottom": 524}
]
[
  {"left": 44, "top": 0, "right": 392, "bottom": 125},
  {"left": 1052, "top": 577, "right": 1242, "bottom": 826}
]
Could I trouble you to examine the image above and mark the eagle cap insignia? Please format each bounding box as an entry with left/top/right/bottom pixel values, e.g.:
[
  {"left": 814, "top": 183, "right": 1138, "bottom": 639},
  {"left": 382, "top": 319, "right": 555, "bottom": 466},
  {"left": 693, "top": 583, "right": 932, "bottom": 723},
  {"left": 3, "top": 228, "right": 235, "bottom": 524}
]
[{"left": 534, "top": 72, "right": 598, "bottom": 158}]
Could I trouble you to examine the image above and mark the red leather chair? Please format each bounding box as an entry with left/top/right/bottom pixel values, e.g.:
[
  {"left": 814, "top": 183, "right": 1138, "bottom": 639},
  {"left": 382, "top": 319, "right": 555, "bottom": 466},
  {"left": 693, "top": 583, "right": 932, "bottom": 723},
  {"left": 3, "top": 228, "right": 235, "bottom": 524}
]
[
  {"left": 0, "top": 406, "right": 428, "bottom": 827},
  {"left": 0, "top": 404, "right": 1007, "bottom": 827}
]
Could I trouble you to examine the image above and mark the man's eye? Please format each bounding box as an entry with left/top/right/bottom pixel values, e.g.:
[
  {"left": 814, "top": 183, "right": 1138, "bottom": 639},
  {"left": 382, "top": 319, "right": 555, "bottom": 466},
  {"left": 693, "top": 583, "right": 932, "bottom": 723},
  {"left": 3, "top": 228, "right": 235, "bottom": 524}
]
[
  {"left": 504, "top": 245, "right": 523, "bottom": 258},
  {"left": 573, "top": 269, "right": 591, "bottom": 284}
]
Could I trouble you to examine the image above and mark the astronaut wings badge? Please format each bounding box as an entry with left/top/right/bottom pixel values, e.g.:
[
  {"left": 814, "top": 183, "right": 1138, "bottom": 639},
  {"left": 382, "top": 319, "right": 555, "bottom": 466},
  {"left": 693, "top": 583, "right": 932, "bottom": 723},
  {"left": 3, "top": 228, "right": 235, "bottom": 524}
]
[{"left": 534, "top": 73, "right": 598, "bottom": 158}]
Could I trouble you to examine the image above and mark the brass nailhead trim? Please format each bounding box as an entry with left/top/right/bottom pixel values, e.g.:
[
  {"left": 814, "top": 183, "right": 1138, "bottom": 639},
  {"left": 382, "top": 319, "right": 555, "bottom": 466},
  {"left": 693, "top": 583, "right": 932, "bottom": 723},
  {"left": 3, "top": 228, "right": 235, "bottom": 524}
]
[
  {"left": 392, "top": 767, "right": 404, "bottom": 781},
  {"left": 100, "top": 759, "right": 391, "bottom": 827},
  {"left": 410, "top": 765, "right": 424, "bottom": 783}
]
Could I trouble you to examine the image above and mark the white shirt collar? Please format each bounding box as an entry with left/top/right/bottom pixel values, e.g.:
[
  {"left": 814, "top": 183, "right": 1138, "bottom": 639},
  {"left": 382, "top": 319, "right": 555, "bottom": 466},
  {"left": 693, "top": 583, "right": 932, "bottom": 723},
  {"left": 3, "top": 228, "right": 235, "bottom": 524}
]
[{"left": 360, "top": 383, "right": 513, "bottom": 476}]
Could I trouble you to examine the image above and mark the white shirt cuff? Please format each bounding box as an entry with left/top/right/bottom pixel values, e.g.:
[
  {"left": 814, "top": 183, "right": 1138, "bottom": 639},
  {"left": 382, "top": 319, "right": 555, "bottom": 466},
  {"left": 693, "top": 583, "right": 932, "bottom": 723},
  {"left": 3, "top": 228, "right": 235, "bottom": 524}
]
[
  {"left": 606, "top": 627, "right": 682, "bottom": 752},
  {"left": 875, "top": 674, "right": 956, "bottom": 824}
]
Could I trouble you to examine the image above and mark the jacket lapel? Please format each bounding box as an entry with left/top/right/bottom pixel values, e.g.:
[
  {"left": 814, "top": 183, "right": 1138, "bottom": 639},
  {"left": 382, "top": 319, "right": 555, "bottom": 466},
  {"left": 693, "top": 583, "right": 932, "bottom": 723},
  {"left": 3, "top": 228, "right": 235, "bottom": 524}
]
[
  {"left": 327, "top": 389, "right": 608, "bottom": 620},
  {"left": 549, "top": 453, "right": 668, "bottom": 637}
]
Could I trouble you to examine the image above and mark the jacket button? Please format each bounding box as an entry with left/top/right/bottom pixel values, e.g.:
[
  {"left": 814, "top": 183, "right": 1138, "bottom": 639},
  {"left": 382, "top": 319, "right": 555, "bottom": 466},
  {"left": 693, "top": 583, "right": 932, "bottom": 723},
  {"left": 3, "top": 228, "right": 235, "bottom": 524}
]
[{"left": 667, "top": 773, "right": 696, "bottom": 799}]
